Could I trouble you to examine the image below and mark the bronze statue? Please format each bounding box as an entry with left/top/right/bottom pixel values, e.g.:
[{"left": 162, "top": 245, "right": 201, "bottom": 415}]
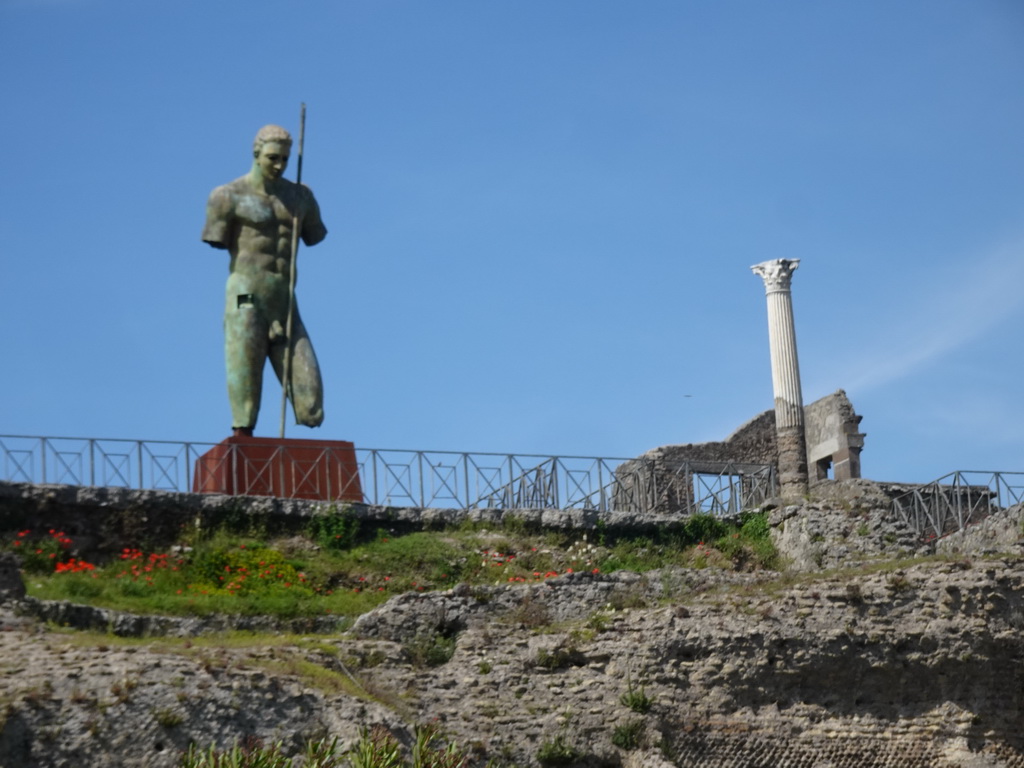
[{"left": 202, "top": 125, "right": 327, "bottom": 437}]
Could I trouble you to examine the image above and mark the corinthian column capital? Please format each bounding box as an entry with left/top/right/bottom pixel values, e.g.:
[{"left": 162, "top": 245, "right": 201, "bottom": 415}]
[{"left": 751, "top": 258, "right": 800, "bottom": 293}]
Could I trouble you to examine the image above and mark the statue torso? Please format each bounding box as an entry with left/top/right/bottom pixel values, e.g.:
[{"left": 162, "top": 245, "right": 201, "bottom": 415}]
[{"left": 202, "top": 176, "right": 327, "bottom": 289}]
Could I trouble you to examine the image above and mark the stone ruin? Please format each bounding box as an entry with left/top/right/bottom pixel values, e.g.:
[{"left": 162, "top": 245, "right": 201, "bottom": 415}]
[
  {"left": 0, "top": 551, "right": 25, "bottom": 603},
  {"left": 616, "top": 389, "right": 865, "bottom": 514}
]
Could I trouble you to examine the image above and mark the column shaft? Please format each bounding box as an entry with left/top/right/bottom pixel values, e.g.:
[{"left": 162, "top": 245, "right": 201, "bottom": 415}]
[{"left": 751, "top": 259, "right": 809, "bottom": 497}]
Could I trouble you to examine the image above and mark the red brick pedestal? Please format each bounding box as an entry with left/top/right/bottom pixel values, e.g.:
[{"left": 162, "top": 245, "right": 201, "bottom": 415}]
[{"left": 192, "top": 437, "right": 363, "bottom": 502}]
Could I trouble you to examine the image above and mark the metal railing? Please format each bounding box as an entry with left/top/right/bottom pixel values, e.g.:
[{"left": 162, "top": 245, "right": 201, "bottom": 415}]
[
  {"left": 0, "top": 434, "right": 776, "bottom": 516},
  {"left": 890, "top": 471, "right": 1024, "bottom": 540}
]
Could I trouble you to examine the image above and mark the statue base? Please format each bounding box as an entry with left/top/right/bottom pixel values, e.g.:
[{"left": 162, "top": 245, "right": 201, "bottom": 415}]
[{"left": 192, "top": 436, "right": 363, "bottom": 502}]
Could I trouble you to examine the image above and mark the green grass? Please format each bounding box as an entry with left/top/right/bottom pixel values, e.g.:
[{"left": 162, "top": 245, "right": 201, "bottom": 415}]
[
  {"left": 611, "top": 719, "right": 645, "bottom": 750},
  {"left": 9, "top": 513, "right": 779, "bottom": 621},
  {"left": 178, "top": 725, "right": 476, "bottom": 768}
]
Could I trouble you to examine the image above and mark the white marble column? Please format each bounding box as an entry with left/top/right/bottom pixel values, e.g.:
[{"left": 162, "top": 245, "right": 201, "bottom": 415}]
[{"left": 751, "top": 258, "right": 808, "bottom": 497}]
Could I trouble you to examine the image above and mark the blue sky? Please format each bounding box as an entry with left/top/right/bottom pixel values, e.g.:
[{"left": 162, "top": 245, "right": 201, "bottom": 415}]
[{"left": 2, "top": 0, "right": 1023, "bottom": 483}]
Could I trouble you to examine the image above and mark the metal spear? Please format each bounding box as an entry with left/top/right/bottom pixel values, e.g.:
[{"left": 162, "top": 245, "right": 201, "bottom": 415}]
[{"left": 279, "top": 102, "right": 306, "bottom": 439}]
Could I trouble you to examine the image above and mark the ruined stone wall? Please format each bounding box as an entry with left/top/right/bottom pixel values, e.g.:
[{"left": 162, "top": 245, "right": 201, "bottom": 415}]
[
  {"left": 5, "top": 556, "right": 1022, "bottom": 767},
  {"left": 805, "top": 389, "right": 865, "bottom": 480},
  {"left": 615, "top": 390, "right": 867, "bottom": 513},
  {"left": 2, "top": 483, "right": 1024, "bottom": 766}
]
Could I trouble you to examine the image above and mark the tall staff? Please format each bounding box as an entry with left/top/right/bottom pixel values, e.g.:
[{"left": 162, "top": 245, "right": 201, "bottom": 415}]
[{"left": 279, "top": 103, "right": 307, "bottom": 438}]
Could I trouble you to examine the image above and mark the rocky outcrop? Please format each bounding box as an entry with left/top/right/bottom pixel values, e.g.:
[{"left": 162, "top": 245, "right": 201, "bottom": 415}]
[
  {"left": 937, "top": 503, "right": 1024, "bottom": 558},
  {"left": 0, "top": 552, "right": 25, "bottom": 603},
  {"left": 1, "top": 555, "right": 1022, "bottom": 767},
  {"left": 770, "top": 479, "right": 924, "bottom": 571},
  {"left": 2, "top": 485, "right": 1023, "bottom": 767}
]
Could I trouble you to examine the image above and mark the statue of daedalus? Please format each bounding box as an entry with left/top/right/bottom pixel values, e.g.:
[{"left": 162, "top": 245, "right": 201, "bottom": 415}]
[{"left": 202, "top": 125, "right": 327, "bottom": 437}]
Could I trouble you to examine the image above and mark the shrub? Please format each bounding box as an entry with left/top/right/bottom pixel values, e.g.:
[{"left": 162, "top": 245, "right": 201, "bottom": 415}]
[
  {"left": 611, "top": 720, "right": 645, "bottom": 750},
  {"left": 308, "top": 507, "right": 360, "bottom": 551},
  {"left": 9, "top": 529, "right": 73, "bottom": 574},
  {"left": 536, "top": 735, "right": 579, "bottom": 766},
  {"left": 507, "top": 594, "right": 552, "bottom": 629},
  {"left": 619, "top": 678, "right": 651, "bottom": 714},
  {"left": 153, "top": 706, "right": 184, "bottom": 728},
  {"left": 187, "top": 545, "right": 311, "bottom": 598},
  {"left": 534, "top": 645, "right": 585, "bottom": 671},
  {"left": 179, "top": 737, "right": 291, "bottom": 768},
  {"left": 887, "top": 572, "right": 912, "bottom": 593},
  {"left": 404, "top": 633, "right": 456, "bottom": 668},
  {"left": 411, "top": 723, "right": 470, "bottom": 768}
]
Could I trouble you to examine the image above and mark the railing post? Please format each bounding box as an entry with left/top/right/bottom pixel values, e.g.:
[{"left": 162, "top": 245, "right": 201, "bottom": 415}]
[
  {"left": 463, "top": 453, "right": 470, "bottom": 509},
  {"left": 137, "top": 441, "right": 144, "bottom": 489},
  {"left": 283, "top": 444, "right": 290, "bottom": 498},
  {"left": 417, "top": 451, "right": 425, "bottom": 506},
  {"left": 89, "top": 439, "right": 96, "bottom": 487},
  {"left": 39, "top": 437, "right": 46, "bottom": 484},
  {"left": 506, "top": 455, "right": 514, "bottom": 507},
  {"left": 371, "top": 450, "right": 379, "bottom": 506},
  {"left": 325, "top": 446, "right": 333, "bottom": 501},
  {"left": 185, "top": 444, "right": 192, "bottom": 493},
  {"left": 550, "top": 458, "right": 559, "bottom": 509}
]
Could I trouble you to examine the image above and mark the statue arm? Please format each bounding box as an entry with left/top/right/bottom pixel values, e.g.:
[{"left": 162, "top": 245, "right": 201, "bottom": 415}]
[
  {"left": 201, "top": 185, "right": 235, "bottom": 250},
  {"left": 299, "top": 184, "right": 328, "bottom": 247}
]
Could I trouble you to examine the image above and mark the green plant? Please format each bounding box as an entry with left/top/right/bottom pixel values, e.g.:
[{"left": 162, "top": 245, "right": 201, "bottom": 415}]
[
  {"left": 500, "top": 514, "right": 543, "bottom": 536},
  {"left": 619, "top": 676, "right": 651, "bottom": 714},
  {"left": 888, "top": 572, "right": 912, "bottom": 593},
  {"left": 179, "top": 737, "right": 292, "bottom": 768},
  {"left": 534, "top": 644, "right": 585, "bottom": 670},
  {"left": 611, "top": 719, "right": 645, "bottom": 750},
  {"left": 477, "top": 660, "right": 492, "bottom": 674},
  {"left": 9, "top": 529, "right": 74, "bottom": 574},
  {"left": 153, "top": 706, "right": 184, "bottom": 728},
  {"left": 585, "top": 610, "right": 611, "bottom": 633},
  {"left": 411, "top": 723, "right": 470, "bottom": 768},
  {"left": 856, "top": 523, "right": 870, "bottom": 537},
  {"left": 308, "top": 507, "right": 360, "bottom": 551},
  {"left": 536, "top": 735, "right": 580, "bottom": 766},
  {"left": 712, "top": 512, "right": 779, "bottom": 571},
  {"left": 404, "top": 633, "right": 456, "bottom": 668},
  {"left": 607, "top": 586, "right": 648, "bottom": 611},
  {"left": 507, "top": 594, "right": 552, "bottom": 629},
  {"left": 301, "top": 736, "right": 344, "bottom": 768},
  {"left": 348, "top": 726, "right": 403, "bottom": 768}
]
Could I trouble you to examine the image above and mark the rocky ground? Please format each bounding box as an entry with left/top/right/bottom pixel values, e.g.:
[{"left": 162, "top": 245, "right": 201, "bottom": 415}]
[{"left": 0, "top": 483, "right": 1022, "bottom": 768}]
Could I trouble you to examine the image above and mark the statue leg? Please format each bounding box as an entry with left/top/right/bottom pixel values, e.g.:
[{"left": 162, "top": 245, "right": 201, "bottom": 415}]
[
  {"left": 269, "top": 308, "right": 324, "bottom": 427},
  {"left": 224, "top": 294, "right": 268, "bottom": 430}
]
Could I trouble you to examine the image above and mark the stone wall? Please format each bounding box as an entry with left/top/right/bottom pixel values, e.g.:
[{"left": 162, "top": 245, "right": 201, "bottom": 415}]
[
  {"left": 4, "top": 555, "right": 1022, "bottom": 767},
  {"left": 805, "top": 390, "right": 865, "bottom": 480},
  {"left": 0, "top": 481, "right": 724, "bottom": 565},
  {"left": 615, "top": 390, "right": 866, "bottom": 514}
]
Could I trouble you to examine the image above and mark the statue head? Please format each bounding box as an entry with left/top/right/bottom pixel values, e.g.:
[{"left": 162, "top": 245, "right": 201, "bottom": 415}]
[{"left": 252, "top": 125, "right": 293, "bottom": 157}]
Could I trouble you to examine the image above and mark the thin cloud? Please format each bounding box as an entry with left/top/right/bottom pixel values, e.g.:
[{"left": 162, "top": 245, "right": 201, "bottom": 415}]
[{"left": 839, "top": 240, "right": 1024, "bottom": 393}]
